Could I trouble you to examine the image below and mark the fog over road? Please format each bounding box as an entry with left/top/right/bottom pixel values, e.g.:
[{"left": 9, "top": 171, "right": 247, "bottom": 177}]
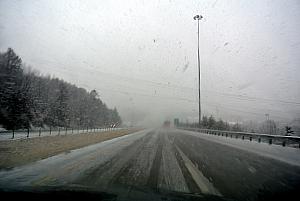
[{"left": 1, "top": 129, "right": 300, "bottom": 200}]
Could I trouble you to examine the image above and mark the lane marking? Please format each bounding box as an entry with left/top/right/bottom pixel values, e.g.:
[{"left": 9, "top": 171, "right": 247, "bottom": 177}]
[
  {"left": 175, "top": 145, "right": 221, "bottom": 196},
  {"left": 30, "top": 176, "right": 55, "bottom": 186}
]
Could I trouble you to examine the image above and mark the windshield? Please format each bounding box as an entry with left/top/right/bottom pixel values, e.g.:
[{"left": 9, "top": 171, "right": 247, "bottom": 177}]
[{"left": 0, "top": 0, "right": 300, "bottom": 201}]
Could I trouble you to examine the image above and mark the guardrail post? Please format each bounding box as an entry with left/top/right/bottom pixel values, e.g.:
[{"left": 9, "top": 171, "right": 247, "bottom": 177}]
[
  {"left": 282, "top": 141, "right": 286, "bottom": 147},
  {"left": 27, "top": 128, "right": 30, "bottom": 138},
  {"left": 39, "top": 128, "right": 41, "bottom": 137},
  {"left": 258, "top": 138, "right": 261, "bottom": 143},
  {"left": 230, "top": 134, "right": 232, "bottom": 138},
  {"left": 269, "top": 138, "right": 272, "bottom": 145},
  {"left": 50, "top": 127, "right": 52, "bottom": 135},
  {"left": 250, "top": 136, "right": 252, "bottom": 141},
  {"left": 242, "top": 136, "right": 244, "bottom": 140},
  {"left": 12, "top": 130, "right": 15, "bottom": 139},
  {"left": 58, "top": 128, "right": 60, "bottom": 135}
]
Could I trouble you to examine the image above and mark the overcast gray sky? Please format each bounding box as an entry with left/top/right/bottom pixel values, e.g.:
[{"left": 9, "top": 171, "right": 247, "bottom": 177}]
[{"left": 1, "top": 0, "right": 300, "bottom": 126}]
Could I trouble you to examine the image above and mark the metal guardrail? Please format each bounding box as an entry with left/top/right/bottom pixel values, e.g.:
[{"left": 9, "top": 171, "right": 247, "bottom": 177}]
[
  {"left": 0, "top": 127, "right": 123, "bottom": 141},
  {"left": 179, "top": 127, "right": 300, "bottom": 148}
]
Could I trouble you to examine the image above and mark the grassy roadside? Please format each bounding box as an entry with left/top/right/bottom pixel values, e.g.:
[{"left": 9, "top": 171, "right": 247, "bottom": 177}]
[{"left": 0, "top": 128, "right": 141, "bottom": 170}]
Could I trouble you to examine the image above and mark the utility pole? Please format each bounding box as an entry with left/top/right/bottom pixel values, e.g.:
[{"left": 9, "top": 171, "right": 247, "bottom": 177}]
[
  {"left": 194, "top": 14, "right": 203, "bottom": 128},
  {"left": 265, "top": 113, "right": 270, "bottom": 134}
]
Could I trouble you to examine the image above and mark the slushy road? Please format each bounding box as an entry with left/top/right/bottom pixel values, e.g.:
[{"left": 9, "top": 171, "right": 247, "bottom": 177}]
[{"left": 1, "top": 128, "right": 300, "bottom": 200}]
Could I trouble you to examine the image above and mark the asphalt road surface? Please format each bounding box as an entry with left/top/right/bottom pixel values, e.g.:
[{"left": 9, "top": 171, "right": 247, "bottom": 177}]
[{"left": 1, "top": 128, "right": 300, "bottom": 201}]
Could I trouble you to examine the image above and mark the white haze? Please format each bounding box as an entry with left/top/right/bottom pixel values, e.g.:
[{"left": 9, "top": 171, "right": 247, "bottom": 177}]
[{"left": 0, "top": 0, "right": 300, "bottom": 126}]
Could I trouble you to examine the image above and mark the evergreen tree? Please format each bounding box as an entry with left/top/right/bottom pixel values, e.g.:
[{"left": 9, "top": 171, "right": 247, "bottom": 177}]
[
  {"left": 208, "top": 115, "right": 216, "bottom": 129},
  {"left": 0, "top": 48, "right": 31, "bottom": 129},
  {"left": 201, "top": 115, "right": 208, "bottom": 128}
]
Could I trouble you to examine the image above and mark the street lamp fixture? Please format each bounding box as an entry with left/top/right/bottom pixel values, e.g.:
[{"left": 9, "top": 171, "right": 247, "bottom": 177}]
[{"left": 193, "top": 15, "right": 203, "bottom": 20}]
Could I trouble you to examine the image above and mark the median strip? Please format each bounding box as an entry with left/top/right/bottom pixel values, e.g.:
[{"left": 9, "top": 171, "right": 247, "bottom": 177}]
[{"left": 0, "top": 128, "right": 140, "bottom": 170}]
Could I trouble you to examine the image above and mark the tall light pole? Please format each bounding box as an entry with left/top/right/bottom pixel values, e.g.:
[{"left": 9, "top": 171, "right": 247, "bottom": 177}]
[
  {"left": 194, "top": 14, "right": 203, "bottom": 128},
  {"left": 265, "top": 113, "right": 271, "bottom": 134}
]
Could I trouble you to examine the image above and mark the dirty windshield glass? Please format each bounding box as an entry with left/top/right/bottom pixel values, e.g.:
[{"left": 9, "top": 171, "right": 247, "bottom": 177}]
[{"left": 0, "top": 0, "right": 300, "bottom": 201}]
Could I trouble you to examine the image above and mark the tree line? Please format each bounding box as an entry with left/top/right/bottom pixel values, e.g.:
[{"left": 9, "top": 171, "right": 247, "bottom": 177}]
[
  {"left": 0, "top": 48, "right": 121, "bottom": 130},
  {"left": 177, "top": 115, "right": 243, "bottom": 132},
  {"left": 177, "top": 115, "right": 297, "bottom": 135}
]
